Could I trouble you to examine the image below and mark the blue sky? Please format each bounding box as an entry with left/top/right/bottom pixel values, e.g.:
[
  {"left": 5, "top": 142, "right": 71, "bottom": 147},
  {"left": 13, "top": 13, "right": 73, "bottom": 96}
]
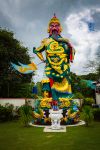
[{"left": 0, "top": 0, "right": 100, "bottom": 82}]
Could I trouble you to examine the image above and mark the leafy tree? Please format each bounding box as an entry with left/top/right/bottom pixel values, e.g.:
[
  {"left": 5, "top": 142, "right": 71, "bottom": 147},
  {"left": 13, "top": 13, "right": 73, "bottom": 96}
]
[
  {"left": 83, "top": 53, "right": 100, "bottom": 81},
  {"left": 80, "top": 73, "right": 98, "bottom": 81},
  {"left": 0, "top": 28, "right": 33, "bottom": 97},
  {"left": 96, "top": 66, "right": 100, "bottom": 79},
  {"left": 14, "top": 83, "right": 34, "bottom": 98},
  {"left": 70, "top": 72, "right": 94, "bottom": 98}
]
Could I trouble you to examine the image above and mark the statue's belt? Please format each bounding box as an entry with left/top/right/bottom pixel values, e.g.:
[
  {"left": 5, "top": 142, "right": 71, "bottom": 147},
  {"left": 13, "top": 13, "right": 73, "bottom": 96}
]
[{"left": 47, "top": 54, "right": 67, "bottom": 66}]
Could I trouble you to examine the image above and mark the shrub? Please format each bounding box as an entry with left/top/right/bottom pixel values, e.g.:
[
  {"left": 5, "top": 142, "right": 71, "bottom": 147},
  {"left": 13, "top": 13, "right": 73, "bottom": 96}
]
[
  {"left": 83, "top": 98, "right": 94, "bottom": 106},
  {"left": 73, "top": 92, "right": 84, "bottom": 99},
  {"left": 0, "top": 103, "right": 14, "bottom": 122},
  {"left": 19, "top": 104, "right": 32, "bottom": 127},
  {"left": 93, "top": 108, "right": 100, "bottom": 121},
  {"left": 0, "top": 105, "right": 6, "bottom": 121},
  {"left": 81, "top": 105, "right": 94, "bottom": 126}
]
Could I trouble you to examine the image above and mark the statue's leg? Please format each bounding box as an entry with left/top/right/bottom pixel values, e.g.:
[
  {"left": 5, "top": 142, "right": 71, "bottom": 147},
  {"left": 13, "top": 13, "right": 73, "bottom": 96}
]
[{"left": 42, "top": 78, "right": 51, "bottom": 97}]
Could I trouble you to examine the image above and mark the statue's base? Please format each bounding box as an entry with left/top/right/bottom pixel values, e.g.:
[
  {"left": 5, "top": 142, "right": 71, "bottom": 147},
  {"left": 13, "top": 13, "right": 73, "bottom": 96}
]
[
  {"left": 29, "top": 120, "right": 85, "bottom": 127},
  {"left": 43, "top": 126, "right": 66, "bottom": 132}
]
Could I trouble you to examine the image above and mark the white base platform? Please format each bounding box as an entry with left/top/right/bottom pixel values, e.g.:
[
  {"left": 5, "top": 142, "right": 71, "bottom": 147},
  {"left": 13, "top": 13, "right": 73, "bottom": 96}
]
[
  {"left": 29, "top": 120, "right": 85, "bottom": 128},
  {"left": 43, "top": 126, "right": 66, "bottom": 132}
]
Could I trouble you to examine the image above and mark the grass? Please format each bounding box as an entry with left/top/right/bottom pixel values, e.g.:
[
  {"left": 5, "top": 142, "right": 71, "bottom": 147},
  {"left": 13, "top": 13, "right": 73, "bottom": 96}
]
[{"left": 0, "top": 121, "right": 100, "bottom": 150}]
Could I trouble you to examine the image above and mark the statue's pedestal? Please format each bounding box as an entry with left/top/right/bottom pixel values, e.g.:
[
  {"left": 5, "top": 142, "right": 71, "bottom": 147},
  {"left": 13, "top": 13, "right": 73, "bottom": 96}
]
[
  {"left": 49, "top": 109, "right": 63, "bottom": 129},
  {"left": 43, "top": 126, "right": 66, "bottom": 132},
  {"left": 44, "top": 109, "right": 66, "bottom": 132}
]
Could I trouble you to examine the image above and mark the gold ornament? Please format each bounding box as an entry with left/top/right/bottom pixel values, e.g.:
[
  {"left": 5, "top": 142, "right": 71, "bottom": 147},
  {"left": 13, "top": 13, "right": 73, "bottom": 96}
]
[
  {"left": 50, "top": 41, "right": 59, "bottom": 50},
  {"left": 40, "top": 97, "right": 52, "bottom": 108},
  {"left": 52, "top": 78, "right": 70, "bottom": 92},
  {"left": 47, "top": 14, "right": 63, "bottom": 33},
  {"left": 59, "top": 97, "right": 71, "bottom": 108},
  {"left": 41, "top": 78, "right": 50, "bottom": 84}
]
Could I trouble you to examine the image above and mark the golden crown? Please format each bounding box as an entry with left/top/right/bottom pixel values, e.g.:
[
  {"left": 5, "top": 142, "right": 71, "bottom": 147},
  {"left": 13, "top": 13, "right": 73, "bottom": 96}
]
[
  {"left": 47, "top": 14, "right": 62, "bottom": 33},
  {"left": 48, "top": 13, "right": 60, "bottom": 25}
]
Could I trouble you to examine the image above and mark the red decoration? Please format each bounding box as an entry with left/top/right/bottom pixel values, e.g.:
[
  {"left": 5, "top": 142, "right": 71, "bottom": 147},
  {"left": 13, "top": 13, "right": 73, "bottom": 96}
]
[
  {"left": 68, "top": 42, "right": 73, "bottom": 62},
  {"left": 49, "top": 78, "right": 54, "bottom": 87}
]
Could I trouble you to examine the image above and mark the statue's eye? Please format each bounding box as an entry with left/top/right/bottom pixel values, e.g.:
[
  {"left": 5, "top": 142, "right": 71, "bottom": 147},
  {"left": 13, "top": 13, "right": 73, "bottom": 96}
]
[
  {"left": 50, "top": 25, "right": 54, "bottom": 28},
  {"left": 55, "top": 25, "right": 59, "bottom": 27}
]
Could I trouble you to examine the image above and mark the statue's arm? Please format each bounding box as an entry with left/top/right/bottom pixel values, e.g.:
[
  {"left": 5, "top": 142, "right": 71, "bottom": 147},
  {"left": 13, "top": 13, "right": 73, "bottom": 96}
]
[
  {"left": 58, "top": 37, "right": 75, "bottom": 62},
  {"left": 63, "top": 38, "right": 75, "bottom": 63},
  {"left": 68, "top": 42, "right": 75, "bottom": 63},
  {"left": 33, "top": 39, "right": 46, "bottom": 61}
]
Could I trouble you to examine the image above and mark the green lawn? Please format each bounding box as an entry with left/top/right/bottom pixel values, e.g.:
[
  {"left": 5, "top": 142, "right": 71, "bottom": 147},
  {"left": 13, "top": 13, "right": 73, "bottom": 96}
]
[{"left": 0, "top": 121, "right": 100, "bottom": 150}]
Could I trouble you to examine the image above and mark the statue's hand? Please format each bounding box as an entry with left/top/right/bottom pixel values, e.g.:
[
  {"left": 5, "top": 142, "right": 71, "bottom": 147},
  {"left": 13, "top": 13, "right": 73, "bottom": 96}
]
[
  {"left": 33, "top": 47, "right": 36, "bottom": 53},
  {"left": 43, "top": 60, "right": 46, "bottom": 63}
]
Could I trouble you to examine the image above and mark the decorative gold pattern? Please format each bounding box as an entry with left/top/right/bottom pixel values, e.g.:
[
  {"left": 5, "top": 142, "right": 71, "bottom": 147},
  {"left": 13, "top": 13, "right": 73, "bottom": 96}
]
[
  {"left": 46, "top": 72, "right": 50, "bottom": 75},
  {"left": 50, "top": 41, "right": 59, "bottom": 50},
  {"left": 47, "top": 41, "right": 64, "bottom": 54},
  {"left": 40, "top": 98, "right": 52, "bottom": 108},
  {"left": 47, "top": 57, "right": 65, "bottom": 66},
  {"left": 52, "top": 65, "right": 63, "bottom": 74},
  {"left": 64, "top": 64, "right": 68, "bottom": 71},
  {"left": 59, "top": 98, "right": 71, "bottom": 108},
  {"left": 52, "top": 78, "right": 71, "bottom": 92},
  {"left": 32, "top": 109, "right": 44, "bottom": 119},
  {"left": 41, "top": 78, "right": 50, "bottom": 84},
  {"left": 45, "top": 67, "right": 51, "bottom": 71}
]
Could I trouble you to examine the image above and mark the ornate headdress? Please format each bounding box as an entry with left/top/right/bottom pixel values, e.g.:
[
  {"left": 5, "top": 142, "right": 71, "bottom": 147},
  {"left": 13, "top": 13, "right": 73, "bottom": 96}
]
[{"left": 47, "top": 14, "right": 62, "bottom": 33}]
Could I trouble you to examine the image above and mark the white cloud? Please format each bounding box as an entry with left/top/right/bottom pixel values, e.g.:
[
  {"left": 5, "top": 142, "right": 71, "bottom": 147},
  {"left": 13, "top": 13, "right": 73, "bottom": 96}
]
[{"left": 64, "top": 7, "right": 100, "bottom": 75}]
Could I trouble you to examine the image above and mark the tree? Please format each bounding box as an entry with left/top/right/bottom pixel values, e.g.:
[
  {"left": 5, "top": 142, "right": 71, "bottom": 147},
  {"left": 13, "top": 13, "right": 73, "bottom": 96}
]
[
  {"left": 70, "top": 72, "right": 95, "bottom": 98},
  {"left": 83, "top": 53, "right": 100, "bottom": 80},
  {"left": 0, "top": 28, "right": 33, "bottom": 97}
]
